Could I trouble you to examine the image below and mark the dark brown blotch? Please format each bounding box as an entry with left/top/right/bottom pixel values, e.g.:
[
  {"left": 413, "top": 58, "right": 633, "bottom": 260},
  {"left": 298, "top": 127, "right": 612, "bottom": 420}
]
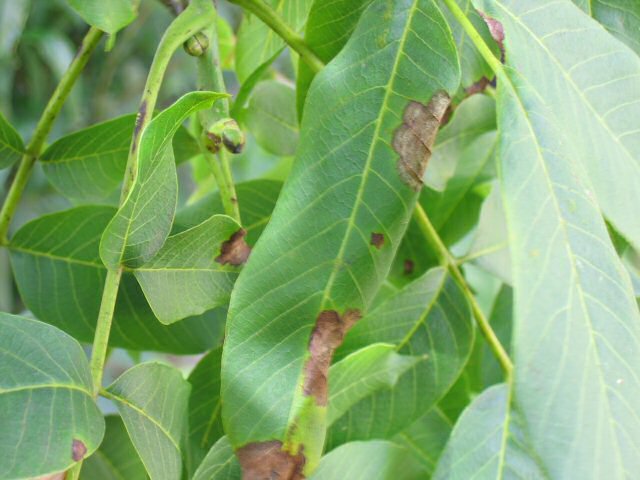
[
  {"left": 215, "top": 229, "right": 251, "bottom": 266},
  {"left": 370, "top": 232, "right": 384, "bottom": 249},
  {"left": 72, "top": 439, "right": 87, "bottom": 462},
  {"left": 303, "top": 309, "right": 361, "bottom": 405},
  {"left": 237, "top": 440, "right": 305, "bottom": 480},
  {"left": 393, "top": 91, "right": 451, "bottom": 191}
]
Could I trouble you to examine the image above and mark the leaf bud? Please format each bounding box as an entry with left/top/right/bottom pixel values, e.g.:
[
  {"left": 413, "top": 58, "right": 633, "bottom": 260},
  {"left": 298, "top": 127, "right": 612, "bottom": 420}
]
[{"left": 183, "top": 32, "right": 209, "bottom": 57}]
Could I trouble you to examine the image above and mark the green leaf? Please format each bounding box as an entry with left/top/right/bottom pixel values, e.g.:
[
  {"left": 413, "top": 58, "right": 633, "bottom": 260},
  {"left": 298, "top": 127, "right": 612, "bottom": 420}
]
[
  {"left": 0, "top": 109, "right": 23, "bottom": 169},
  {"left": 186, "top": 348, "right": 224, "bottom": 476},
  {"left": 235, "top": 0, "right": 313, "bottom": 83},
  {"left": 574, "top": 0, "right": 640, "bottom": 55},
  {"left": 478, "top": 14, "right": 640, "bottom": 473},
  {"left": 221, "top": 0, "right": 460, "bottom": 473},
  {"left": 392, "top": 408, "right": 452, "bottom": 475},
  {"left": 433, "top": 384, "right": 544, "bottom": 479},
  {"left": 476, "top": 0, "right": 640, "bottom": 250},
  {"left": 192, "top": 436, "right": 241, "bottom": 480},
  {"left": 296, "top": 0, "right": 374, "bottom": 118},
  {"left": 100, "top": 91, "right": 225, "bottom": 269},
  {"left": 105, "top": 362, "right": 190, "bottom": 480},
  {"left": 310, "top": 440, "right": 428, "bottom": 479},
  {"left": 327, "top": 268, "right": 473, "bottom": 446},
  {"left": 216, "top": 15, "right": 236, "bottom": 70},
  {"left": 0, "top": 313, "right": 104, "bottom": 479},
  {"left": 243, "top": 80, "right": 298, "bottom": 156},
  {"left": 328, "top": 344, "right": 424, "bottom": 425},
  {"left": 81, "top": 415, "right": 147, "bottom": 480},
  {"left": 40, "top": 114, "right": 200, "bottom": 203},
  {"left": 67, "top": 0, "right": 138, "bottom": 35},
  {"left": 9, "top": 206, "right": 226, "bottom": 353},
  {"left": 134, "top": 215, "right": 242, "bottom": 324}
]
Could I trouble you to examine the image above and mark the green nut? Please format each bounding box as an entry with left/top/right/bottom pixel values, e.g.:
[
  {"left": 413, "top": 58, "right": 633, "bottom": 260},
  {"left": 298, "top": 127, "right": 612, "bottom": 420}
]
[
  {"left": 207, "top": 118, "right": 246, "bottom": 154},
  {"left": 183, "top": 32, "right": 209, "bottom": 57}
]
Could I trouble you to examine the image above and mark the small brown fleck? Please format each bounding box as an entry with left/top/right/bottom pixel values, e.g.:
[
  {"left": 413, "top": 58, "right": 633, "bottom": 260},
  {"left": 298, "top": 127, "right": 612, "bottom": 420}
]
[
  {"left": 237, "top": 441, "right": 305, "bottom": 480},
  {"left": 304, "top": 309, "right": 362, "bottom": 405},
  {"left": 71, "top": 439, "right": 86, "bottom": 462},
  {"left": 393, "top": 91, "right": 451, "bottom": 191},
  {"left": 231, "top": 196, "right": 238, "bottom": 204},
  {"left": 404, "top": 259, "right": 414, "bottom": 275},
  {"left": 370, "top": 232, "right": 384, "bottom": 249},
  {"left": 215, "top": 229, "right": 251, "bottom": 266},
  {"left": 131, "top": 100, "right": 148, "bottom": 153}
]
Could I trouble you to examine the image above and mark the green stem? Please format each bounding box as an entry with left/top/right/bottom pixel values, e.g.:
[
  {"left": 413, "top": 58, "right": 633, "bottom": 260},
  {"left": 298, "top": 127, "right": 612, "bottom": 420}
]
[
  {"left": 413, "top": 204, "right": 514, "bottom": 377},
  {"left": 228, "top": 0, "right": 324, "bottom": 73},
  {"left": 0, "top": 27, "right": 103, "bottom": 243}
]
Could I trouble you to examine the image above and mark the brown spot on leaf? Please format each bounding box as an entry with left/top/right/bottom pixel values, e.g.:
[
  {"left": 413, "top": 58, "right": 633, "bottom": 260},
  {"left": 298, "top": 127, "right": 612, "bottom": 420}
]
[
  {"left": 478, "top": 11, "right": 504, "bottom": 48},
  {"left": 466, "top": 76, "right": 492, "bottom": 96},
  {"left": 304, "top": 309, "right": 362, "bottom": 405},
  {"left": 215, "top": 229, "right": 251, "bottom": 266},
  {"left": 370, "top": 232, "right": 384, "bottom": 249},
  {"left": 404, "top": 259, "right": 414, "bottom": 275},
  {"left": 71, "top": 439, "right": 86, "bottom": 461},
  {"left": 237, "top": 441, "right": 305, "bottom": 480},
  {"left": 393, "top": 91, "right": 451, "bottom": 191}
]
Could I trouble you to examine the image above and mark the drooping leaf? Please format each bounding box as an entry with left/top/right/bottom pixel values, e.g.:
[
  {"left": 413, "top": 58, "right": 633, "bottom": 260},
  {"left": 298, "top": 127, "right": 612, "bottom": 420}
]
[
  {"left": 310, "top": 440, "right": 428, "bottom": 480},
  {"left": 9, "top": 206, "right": 226, "bottom": 353},
  {"left": 192, "top": 436, "right": 241, "bottom": 480},
  {"left": 67, "top": 0, "right": 138, "bottom": 35},
  {"left": 327, "top": 267, "right": 473, "bottom": 446},
  {"left": 242, "top": 80, "right": 298, "bottom": 156},
  {"left": 481, "top": 26, "right": 640, "bottom": 474},
  {"left": 296, "top": 0, "right": 374, "bottom": 118},
  {"left": 392, "top": 408, "right": 452, "bottom": 475},
  {"left": 81, "top": 415, "right": 147, "bottom": 480},
  {"left": 40, "top": 114, "right": 200, "bottom": 203},
  {"left": 100, "top": 91, "right": 226, "bottom": 269},
  {"left": 0, "top": 313, "right": 104, "bottom": 479},
  {"left": 328, "top": 344, "right": 424, "bottom": 425},
  {"left": 574, "top": 0, "right": 640, "bottom": 55},
  {"left": 221, "top": 0, "right": 460, "bottom": 474},
  {"left": 104, "top": 362, "right": 190, "bottom": 480},
  {"left": 0, "top": 109, "right": 23, "bottom": 169},
  {"left": 186, "top": 348, "right": 224, "bottom": 476},
  {"left": 134, "top": 215, "right": 243, "bottom": 324},
  {"left": 235, "top": 0, "right": 313, "bottom": 83},
  {"left": 476, "top": 0, "right": 640, "bottom": 250}
]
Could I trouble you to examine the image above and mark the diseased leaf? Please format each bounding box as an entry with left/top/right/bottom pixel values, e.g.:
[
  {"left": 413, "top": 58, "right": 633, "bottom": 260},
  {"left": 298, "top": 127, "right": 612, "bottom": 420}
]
[
  {"left": 328, "top": 268, "right": 473, "bottom": 446},
  {"left": 9, "top": 206, "right": 226, "bottom": 353},
  {"left": 310, "top": 440, "right": 428, "bottom": 479},
  {"left": 192, "top": 436, "right": 241, "bottom": 480},
  {"left": 476, "top": 0, "right": 640, "bottom": 250},
  {"left": 0, "top": 314, "right": 104, "bottom": 479},
  {"left": 135, "top": 215, "right": 243, "bottom": 324},
  {"left": 100, "top": 91, "right": 226, "bottom": 269},
  {"left": 0, "top": 109, "right": 23, "bottom": 169},
  {"left": 221, "top": 0, "right": 460, "bottom": 474},
  {"left": 328, "top": 344, "right": 424, "bottom": 425},
  {"left": 574, "top": 0, "right": 640, "bottom": 55},
  {"left": 105, "top": 362, "right": 190, "bottom": 480},
  {"left": 81, "top": 415, "right": 147, "bottom": 480},
  {"left": 40, "top": 114, "right": 199, "bottom": 203},
  {"left": 236, "top": 0, "right": 313, "bottom": 83},
  {"left": 67, "top": 0, "right": 138, "bottom": 35}
]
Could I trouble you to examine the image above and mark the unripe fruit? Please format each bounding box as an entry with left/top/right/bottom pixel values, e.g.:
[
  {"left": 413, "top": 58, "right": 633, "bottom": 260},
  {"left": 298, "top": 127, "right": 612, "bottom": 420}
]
[{"left": 183, "top": 32, "right": 209, "bottom": 57}]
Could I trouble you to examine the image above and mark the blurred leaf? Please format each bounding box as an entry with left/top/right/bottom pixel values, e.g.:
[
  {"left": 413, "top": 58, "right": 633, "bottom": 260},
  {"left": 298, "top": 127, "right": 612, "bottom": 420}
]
[
  {"left": 135, "top": 214, "right": 242, "bottom": 324},
  {"left": 105, "top": 362, "right": 190, "bottom": 480},
  {"left": 192, "top": 436, "right": 241, "bottom": 480},
  {"left": 310, "top": 441, "right": 428, "bottom": 479},
  {"left": 0, "top": 313, "right": 104, "bottom": 479},
  {"left": 67, "top": 0, "right": 139, "bottom": 35},
  {"left": 81, "top": 415, "right": 147, "bottom": 480},
  {"left": 574, "top": 0, "right": 640, "bottom": 55},
  {"left": 328, "top": 344, "right": 424, "bottom": 425},
  {"left": 9, "top": 206, "right": 226, "bottom": 353},
  {"left": 216, "top": 15, "right": 235, "bottom": 70},
  {"left": 243, "top": 80, "right": 298, "bottom": 156},
  {"left": 0, "top": 110, "right": 23, "bottom": 168},
  {"left": 101, "top": 91, "right": 225, "bottom": 269}
]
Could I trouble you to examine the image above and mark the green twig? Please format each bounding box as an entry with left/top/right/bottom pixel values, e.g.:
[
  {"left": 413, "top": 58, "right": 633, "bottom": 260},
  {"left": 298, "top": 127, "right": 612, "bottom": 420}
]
[
  {"left": 228, "top": 0, "right": 324, "bottom": 73},
  {"left": 0, "top": 27, "right": 103, "bottom": 243},
  {"left": 413, "top": 204, "right": 513, "bottom": 376}
]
